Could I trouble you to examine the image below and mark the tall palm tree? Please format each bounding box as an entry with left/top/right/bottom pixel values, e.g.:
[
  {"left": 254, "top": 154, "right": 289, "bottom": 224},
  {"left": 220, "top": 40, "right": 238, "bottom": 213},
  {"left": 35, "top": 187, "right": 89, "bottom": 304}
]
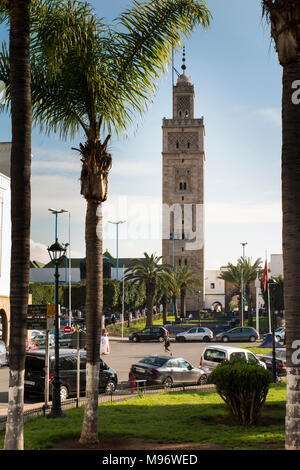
[
  {"left": 176, "top": 265, "right": 200, "bottom": 318},
  {"left": 156, "top": 270, "right": 175, "bottom": 325},
  {"left": 0, "top": 0, "right": 211, "bottom": 445},
  {"left": 262, "top": 0, "right": 300, "bottom": 450},
  {"left": 0, "top": 0, "right": 32, "bottom": 450},
  {"left": 124, "top": 253, "right": 171, "bottom": 327},
  {"left": 219, "top": 257, "right": 262, "bottom": 325}
]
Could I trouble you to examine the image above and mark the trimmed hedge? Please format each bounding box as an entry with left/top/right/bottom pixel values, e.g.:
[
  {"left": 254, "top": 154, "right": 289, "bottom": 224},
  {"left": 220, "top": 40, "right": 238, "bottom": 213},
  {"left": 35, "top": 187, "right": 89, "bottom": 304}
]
[
  {"left": 210, "top": 359, "right": 272, "bottom": 425},
  {"left": 29, "top": 280, "right": 146, "bottom": 311}
]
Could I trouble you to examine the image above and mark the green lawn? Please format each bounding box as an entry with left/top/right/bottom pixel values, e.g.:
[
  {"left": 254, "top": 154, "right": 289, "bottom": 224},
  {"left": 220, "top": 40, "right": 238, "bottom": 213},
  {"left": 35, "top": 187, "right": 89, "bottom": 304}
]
[{"left": 0, "top": 382, "right": 286, "bottom": 450}]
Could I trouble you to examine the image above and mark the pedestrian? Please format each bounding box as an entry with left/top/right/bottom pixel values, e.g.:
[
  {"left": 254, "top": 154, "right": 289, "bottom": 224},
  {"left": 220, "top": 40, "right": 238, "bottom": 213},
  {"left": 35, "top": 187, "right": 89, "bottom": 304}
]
[
  {"left": 164, "top": 332, "right": 172, "bottom": 355},
  {"left": 100, "top": 331, "right": 110, "bottom": 355},
  {"left": 129, "top": 372, "right": 136, "bottom": 393}
]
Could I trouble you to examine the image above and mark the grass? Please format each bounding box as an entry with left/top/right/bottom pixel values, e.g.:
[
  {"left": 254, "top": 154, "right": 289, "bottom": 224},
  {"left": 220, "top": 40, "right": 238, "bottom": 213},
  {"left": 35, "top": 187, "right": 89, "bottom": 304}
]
[{"left": 0, "top": 382, "right": 286, "bottom": 450}]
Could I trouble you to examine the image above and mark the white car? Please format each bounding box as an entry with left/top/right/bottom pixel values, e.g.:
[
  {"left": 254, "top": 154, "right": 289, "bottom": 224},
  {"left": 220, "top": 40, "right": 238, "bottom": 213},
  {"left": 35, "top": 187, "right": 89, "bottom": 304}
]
[
  {"left": 30, "top": 330, "right": 44, "bottom": 340},
  {"left": 200, "top": 345, "right": 267, "bottom": 373},
  {"left": 176, "top": 327, "right": 214, "bottom": 342}
]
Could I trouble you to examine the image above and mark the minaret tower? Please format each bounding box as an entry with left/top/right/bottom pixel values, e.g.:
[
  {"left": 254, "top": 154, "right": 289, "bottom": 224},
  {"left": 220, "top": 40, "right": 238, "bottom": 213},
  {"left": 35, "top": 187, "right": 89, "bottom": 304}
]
[{"left": 162, "top": 49, "right": 205, "bottom": 312}]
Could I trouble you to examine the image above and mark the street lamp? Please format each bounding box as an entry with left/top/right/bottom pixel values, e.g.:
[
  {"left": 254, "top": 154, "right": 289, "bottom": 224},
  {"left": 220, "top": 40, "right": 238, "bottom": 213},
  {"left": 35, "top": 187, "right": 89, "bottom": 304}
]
[
  {"left": 170, "top": 232, "right": 179, "bottom": 317},
  {"left": 108, "top": 220, "right": 126, "bottom": 280},
  {"left": 47, "top": 238, "right": 66, "bottom": 419},
  {"left": 240, "top": 242, "right": 248, "bottom": 326},
  {"left": 268, "top": 278, "right": 278, "bottom": 383},
  {"left": 196, "top": 290, "right": 202, "bottom": 325}
]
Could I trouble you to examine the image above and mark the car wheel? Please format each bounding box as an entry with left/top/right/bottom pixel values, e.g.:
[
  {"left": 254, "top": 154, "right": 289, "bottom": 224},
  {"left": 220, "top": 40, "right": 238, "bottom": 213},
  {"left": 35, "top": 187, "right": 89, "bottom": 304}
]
[
  {"left": 222, "top": 336, "right": 229, "bottom": 343},
  {"left": 275, "top": 335, "right": 281, "bottom": 342},
  {"left": 163, "top": 377, "right": 173, "bottom": 388},
  {"left": 132, "top": 336, "right": 138, "bottom": 342},
  {"left": 60, "top": 385, "right": 68, "bottom": 401},
  {"left": 158, "top": 337, "right": 164, "bottom": 343},
  {"left": 198, "top": 374, "right": 207, "bottom": 385},
  {"left": 249, "top": 336, "right": 256, "bottom": 343},
  {"left": 203, "top": 336, "right": 210, "bottom": 342},
  {"left": 105, "top": 380, "right": 116, "bottom": 393}
]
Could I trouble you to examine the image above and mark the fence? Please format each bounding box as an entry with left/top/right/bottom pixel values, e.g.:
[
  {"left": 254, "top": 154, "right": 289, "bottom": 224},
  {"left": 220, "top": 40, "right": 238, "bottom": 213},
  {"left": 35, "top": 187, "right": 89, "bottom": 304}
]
[{"left": 0, "top": 381, "right": 215, "bottom": 432}]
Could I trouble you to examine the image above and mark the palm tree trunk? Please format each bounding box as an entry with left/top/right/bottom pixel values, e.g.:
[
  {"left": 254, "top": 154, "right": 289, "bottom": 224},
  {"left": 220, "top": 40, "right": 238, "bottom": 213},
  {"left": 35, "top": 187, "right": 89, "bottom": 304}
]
[
  {"left": 173, "top": 294, "right": 178, "bottom": 320},
  {"left": 145, "top": 283, "right": 155, "bottom": 328},
  {"left": 162, "top": 294, "right": 167, "bottom": 325},
  {"left": 282, "top": 62, "right": 300, "bottom": 450},
  {"left": 79, "top": 200, "right": 102, "bottom": 445},
  {"left": 180, "top": 287, "right": 186, "bottom": 318},
  {"left": 4, "top": 0, "right": 31, "bottom": 451}
]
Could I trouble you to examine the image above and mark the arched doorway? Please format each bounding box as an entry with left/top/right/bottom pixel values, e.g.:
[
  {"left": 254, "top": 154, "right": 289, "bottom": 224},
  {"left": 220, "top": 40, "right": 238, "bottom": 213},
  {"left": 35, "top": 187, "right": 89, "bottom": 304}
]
[
  {"left": 211, "top": 301, "right": 222, "bottom": 313},
  {"left": 0, "top": 309, "right": 8, "bottom": 346}
]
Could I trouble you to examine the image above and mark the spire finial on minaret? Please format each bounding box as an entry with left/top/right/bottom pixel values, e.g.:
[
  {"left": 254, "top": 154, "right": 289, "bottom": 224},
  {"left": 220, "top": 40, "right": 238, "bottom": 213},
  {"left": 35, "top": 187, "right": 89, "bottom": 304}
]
[{"left": 181, "top": 46, "right": 186, "bottom": 74}]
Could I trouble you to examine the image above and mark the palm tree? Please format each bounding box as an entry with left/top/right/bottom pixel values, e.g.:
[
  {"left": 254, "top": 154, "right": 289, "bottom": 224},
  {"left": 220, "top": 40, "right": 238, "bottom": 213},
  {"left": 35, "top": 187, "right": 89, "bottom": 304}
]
[
  {"left": 0, "top": 0, "right": 32, "bottom": 450},
  {"left": 176, "top": 265, "right": 200, "bottom": 318},
  {"left": 0, "top": 0, "right": 211, "bottom": 445},
  {"left": 124, "top": 253, "right": 171, "bottom": 327},
  {"left": 262, "top": 1, "right": 300, "bottom": 449},
  {"left": 156, "top": 271, "right": 175, "bottom": 325},
  {"left": 219, "top": 257, "right": 262, "bottom": 325}
]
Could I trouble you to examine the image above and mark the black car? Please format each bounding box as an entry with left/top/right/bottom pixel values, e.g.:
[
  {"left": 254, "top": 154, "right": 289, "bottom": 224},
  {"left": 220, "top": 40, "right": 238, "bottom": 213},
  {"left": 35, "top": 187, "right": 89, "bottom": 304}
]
[
  {"left": 129, "top": 326, "right": 168, "bottom": 342},
  {"left": 129, "top": 355, "right": 208, "bottom": 387},
  {"left": 24, "top": 349, "right": 118, "bottom": 400},
  {"left": 58, "top": 332, "right": 73, "bottom": 348},
  {"left": 257, "top": 348, "right": 286, "bottom": 376}
]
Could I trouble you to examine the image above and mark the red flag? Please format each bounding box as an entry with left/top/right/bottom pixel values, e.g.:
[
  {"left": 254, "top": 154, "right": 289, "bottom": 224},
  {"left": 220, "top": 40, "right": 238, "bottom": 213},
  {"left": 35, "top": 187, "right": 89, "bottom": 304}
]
[{"left": 262, "top": 260, "right": 268, "bottom": 292}]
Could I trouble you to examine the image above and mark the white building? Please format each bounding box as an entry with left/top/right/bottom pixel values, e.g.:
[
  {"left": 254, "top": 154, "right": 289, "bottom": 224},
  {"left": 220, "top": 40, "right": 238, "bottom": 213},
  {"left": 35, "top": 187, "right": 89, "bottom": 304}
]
[{"left": 204, "top": 270, "right": 225, "bottom": 311}]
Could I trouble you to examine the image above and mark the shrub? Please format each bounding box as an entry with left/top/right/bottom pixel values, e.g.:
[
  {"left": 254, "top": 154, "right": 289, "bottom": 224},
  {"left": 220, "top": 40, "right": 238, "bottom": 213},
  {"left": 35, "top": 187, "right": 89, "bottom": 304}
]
[{"left": 210, "top": 359, "right": 272, "bottom": 425}]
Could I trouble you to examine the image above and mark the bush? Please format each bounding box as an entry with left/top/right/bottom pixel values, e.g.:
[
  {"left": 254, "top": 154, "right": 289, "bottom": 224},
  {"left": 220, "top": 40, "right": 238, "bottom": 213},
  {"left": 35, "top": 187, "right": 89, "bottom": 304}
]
[{"left": 210, "top": 360, "right": 272, "bottom": 425}]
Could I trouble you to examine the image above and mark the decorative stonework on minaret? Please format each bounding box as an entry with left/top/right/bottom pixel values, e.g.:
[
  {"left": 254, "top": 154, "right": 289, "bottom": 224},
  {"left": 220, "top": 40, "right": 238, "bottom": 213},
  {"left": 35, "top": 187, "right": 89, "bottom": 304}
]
[{"left": 162, "top": 49, "right": 205, "bottom": 312}]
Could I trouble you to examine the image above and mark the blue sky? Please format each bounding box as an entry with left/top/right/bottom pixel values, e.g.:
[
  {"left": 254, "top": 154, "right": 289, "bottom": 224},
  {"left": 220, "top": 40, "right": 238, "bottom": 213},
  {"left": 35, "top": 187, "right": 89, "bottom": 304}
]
[{"left": 0, "top": 0, "right": 282, "bottom": 269}]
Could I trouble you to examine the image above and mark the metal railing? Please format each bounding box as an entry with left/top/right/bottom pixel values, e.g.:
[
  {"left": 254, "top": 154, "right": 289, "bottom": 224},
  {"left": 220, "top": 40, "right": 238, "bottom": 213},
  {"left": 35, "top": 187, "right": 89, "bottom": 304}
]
[{"left": 0, "top": 381, "right": 215, "bottom": 432}]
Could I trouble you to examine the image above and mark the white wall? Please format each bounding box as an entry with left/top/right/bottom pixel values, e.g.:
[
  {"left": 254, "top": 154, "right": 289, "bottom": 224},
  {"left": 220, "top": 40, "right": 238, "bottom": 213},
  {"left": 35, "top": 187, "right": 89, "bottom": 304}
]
[
  {"left": 30, "top": 267, "right": 81, "bottom": 284},
  {"left": 204, "top": 269, "right": 225, "bottom": 310},
  {"left": 0, "top": 172, "right": 11, "bottom": 297}
]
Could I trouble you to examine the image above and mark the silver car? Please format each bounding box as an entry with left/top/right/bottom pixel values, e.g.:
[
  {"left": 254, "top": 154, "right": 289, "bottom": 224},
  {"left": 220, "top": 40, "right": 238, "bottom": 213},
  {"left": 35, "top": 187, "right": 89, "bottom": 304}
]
[
  {"left": 176, "top": 327, "right": 214, "bottom": 342},
  {"left": 200, "top": 345, "right": 267, "bottom": 373},
  {"left": 130, "top": 355, "right": 208, "bottom": 387}
]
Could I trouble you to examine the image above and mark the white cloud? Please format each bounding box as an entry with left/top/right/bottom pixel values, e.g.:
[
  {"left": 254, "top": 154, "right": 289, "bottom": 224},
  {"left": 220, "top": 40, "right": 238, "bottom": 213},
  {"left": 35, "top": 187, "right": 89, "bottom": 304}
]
[
  {"left": 30, "top": 239, "right": 50, "bottom": 263},
  {"left": 205, "top": 201, "right": 282, "bottom": 225}
]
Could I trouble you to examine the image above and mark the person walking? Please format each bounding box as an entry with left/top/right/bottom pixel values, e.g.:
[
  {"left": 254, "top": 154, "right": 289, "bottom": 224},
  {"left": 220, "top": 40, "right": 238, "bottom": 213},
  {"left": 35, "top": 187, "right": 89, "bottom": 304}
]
[
  {"left": 164, "top": 332, "right": 172, "bottom": 356},
  {"left": 100, "top": 331, "right": 110, "bottom": 355}
]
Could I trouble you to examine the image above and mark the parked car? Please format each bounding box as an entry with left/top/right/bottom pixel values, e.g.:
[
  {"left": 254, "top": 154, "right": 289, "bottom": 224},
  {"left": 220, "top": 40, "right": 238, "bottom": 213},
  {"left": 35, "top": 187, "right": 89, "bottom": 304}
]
[
  {"left": 129, "top": 326, "right": 168, "bottom": 342},
  {"left": 176, "top": 327, "right": 213, "bottom": 343},
  {"left": 57, "top": 332, "right": 73, "bottom": 348},
  {"left": 129, "top": 355, "right": 208, "bottom": 387},
  {"left": 24, "top": 349, "right": 118, "bottom": 400},
  {"left": 33, "top": 336, "right": 55, "bottom": 349},
  {"left": 215, "top": 327, "right": 259, "bottom": 343},
  {"left": 199, "top": 345, "right": 267, "bottom": 373},
  {"left": 30, "top": 330, "right": 44, "bottom": 340},
  {"left": 263, "top": 327, "right": 285, "bottom": 343},
  {"left": 257, "top": 348, "right": 286, "bottom": 376},
  {"left": 0, "top": 340, "right": 8, "bottom": 367}
]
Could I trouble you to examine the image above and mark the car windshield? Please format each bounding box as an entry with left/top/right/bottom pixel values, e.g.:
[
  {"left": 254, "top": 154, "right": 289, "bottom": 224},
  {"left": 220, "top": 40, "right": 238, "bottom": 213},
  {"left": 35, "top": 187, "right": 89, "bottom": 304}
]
[{"left": 139, "top": 357, "right": 169, "bottom": 367}]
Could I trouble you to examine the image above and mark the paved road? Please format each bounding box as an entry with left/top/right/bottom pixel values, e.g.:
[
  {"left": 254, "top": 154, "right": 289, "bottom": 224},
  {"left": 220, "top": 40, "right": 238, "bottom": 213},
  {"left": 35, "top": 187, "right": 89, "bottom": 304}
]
[{"left": 0, "top": 338, "right": 259, "bottom": 415}]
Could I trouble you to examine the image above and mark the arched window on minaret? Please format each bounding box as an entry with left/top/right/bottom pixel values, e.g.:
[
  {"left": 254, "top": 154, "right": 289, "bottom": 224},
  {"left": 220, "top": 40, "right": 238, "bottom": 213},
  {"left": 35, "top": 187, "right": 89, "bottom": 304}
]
[
  {"left": 176, "top": 140, "right": 179, "bottom": 149},
  {"left": 185, "top": 110, "right": 189, "bottom": 118}
]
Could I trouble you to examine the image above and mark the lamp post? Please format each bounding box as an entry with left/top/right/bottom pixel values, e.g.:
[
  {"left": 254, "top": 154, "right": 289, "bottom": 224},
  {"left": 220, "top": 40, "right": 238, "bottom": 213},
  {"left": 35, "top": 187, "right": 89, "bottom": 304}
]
[
  {"left": 108, "top": 220, "right": 126, "bottom": 280},
  {"left": 268, "top": 278, "right": 278, "bottom": 383},
  {"left": 170, "top": 232, "right": 179, "bottom": 317},
  {"left": 240, "top": 242, "right": 248, "bottom": 326},
  {"left": 255, "top": 272, "right": 260, "bottom": 337},
  {"left": 47, "top": 238, "right": 66, "bottom": 419}
]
